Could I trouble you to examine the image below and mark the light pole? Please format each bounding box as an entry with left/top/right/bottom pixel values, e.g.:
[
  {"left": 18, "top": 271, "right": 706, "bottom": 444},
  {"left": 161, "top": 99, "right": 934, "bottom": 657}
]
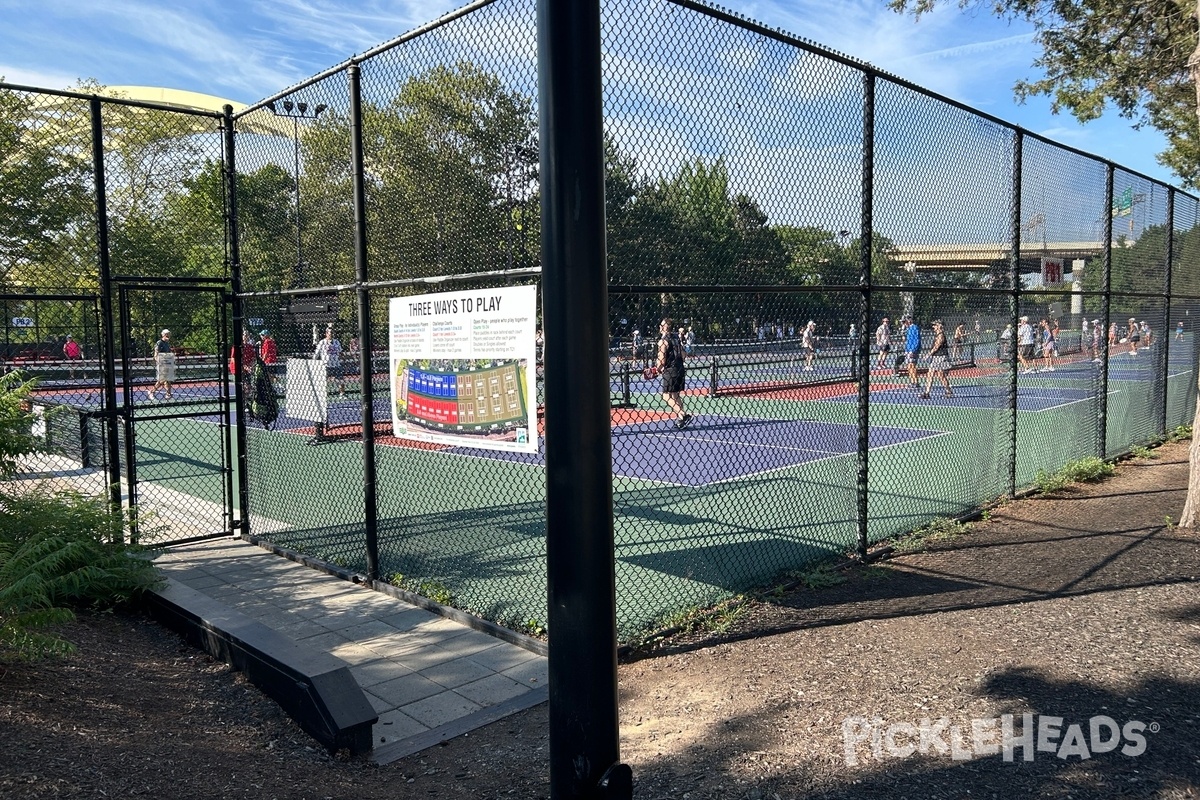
[
  {"left": 267, "top": 100, "right": 327, "bottom": 288},
  {"left": 902, "top": 261, "right": 916, "bottom": 321}
]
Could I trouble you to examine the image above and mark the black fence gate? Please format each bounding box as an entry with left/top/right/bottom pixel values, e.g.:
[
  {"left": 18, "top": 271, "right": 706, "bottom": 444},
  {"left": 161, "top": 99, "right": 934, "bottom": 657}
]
[{"left": 115, "top": 280, "right": 235, "bottom": 544}]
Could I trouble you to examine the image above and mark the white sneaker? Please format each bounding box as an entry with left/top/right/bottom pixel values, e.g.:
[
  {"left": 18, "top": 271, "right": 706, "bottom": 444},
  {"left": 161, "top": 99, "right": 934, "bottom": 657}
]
[{"left": 147, "top": 391, "right": 156, "bottom": 401}]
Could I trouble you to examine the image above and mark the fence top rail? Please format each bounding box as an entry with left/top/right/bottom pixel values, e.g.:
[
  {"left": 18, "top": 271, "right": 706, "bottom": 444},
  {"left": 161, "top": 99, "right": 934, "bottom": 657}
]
[
  {"left": 0, "top": 293, "right": 97, "bottom": 302},
  {"left": 0, "top": 81, "right": 225, "bottom": 119},
  {"left": 236, "top": 0, "right": 504, "bottom": 118},
  {"left": 237, "top": 266, "right": 543, "bottom": 299}
]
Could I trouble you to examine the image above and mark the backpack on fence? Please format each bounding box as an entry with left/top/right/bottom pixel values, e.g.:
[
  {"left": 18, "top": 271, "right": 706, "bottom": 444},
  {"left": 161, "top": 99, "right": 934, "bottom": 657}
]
[{"left": 249, "top": 358, "right": 278, "bottom": 428}]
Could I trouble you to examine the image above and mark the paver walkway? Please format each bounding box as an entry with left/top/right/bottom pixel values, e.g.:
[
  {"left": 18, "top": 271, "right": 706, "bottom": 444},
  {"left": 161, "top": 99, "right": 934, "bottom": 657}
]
[{"left": 152, "top": 538, "right": 548, "bottom": 764}]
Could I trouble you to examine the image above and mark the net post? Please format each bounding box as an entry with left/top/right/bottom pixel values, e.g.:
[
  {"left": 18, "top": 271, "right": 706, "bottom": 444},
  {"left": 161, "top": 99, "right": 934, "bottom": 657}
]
[{"left": 709, "top": 358, "right": 718, "bottom": 397}]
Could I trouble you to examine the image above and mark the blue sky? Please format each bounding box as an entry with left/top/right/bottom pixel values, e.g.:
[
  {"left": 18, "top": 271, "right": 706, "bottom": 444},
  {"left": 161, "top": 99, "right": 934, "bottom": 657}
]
[{"left": 0, "top": 0, "right": 1175, "bottom": 187}]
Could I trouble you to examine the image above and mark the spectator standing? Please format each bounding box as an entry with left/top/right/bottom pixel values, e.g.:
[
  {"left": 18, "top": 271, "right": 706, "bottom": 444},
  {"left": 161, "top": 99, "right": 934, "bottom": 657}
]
[
  {"left": 951, "top": 323, "right": 965, "bottom": 360},
  {"left": 259, "top": 329, "right": 277, "bottom": 366},
  {"left": 999, "top": 324, "right": 1013, "bottom": 361},
  {"left": 904, "top": 316, "right": 921, "bottom": 387},
  {"left": 149, "top": 329, "right": 175, "bottom": 401},
  {"left": 1017, "top": 316, "right": 1035, "bottom": 374},
  {"left": 1176, "top": 321, "right": 1185, "bottom": 341},
  {"left": 313, "top": 326, "right": 346, "bottom": 396},
  {"left": 874, "top": 316, "right": 891, "bottom": 369},
  {"left": 1127, "top": 317, "right": 1140, "bottom": 355},
  {"left": 62, "top": 334, "right": 84, "bottom": 380},
  {"left": 1092, "top": 319, "right": 1103, "bottom": 362},
  {"left": 1141, "top": 320, "right": 1152, "bottom": 348},
  {"left": 229, "top": 330, "right": 257, "bottom": 402},
  {"left": 258, "top": 328, "right": 279, "bottom": 389},
  {"left": 921, "top": 320, "right": 953, "bottom": 399},
  {"left": 229, "top": 330, "right": 256, "bottom": 377}
]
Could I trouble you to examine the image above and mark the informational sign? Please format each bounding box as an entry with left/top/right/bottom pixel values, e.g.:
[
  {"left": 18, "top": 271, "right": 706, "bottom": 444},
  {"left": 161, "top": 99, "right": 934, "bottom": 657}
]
[
  {"left": 11, "top": 317, "right": 33, "bottom": 327},
  {"left": 1111, "top": 186, "right": 1133, "bottom": 217},
  {"left": 1041, "top": 256, "right": 1063, "bottom": 286},
  {"left": 388, "top": 285, "right": 537, "bottom": 453},
  {"left": 285, "top": 358, "right": 327, "bottom": 423}
]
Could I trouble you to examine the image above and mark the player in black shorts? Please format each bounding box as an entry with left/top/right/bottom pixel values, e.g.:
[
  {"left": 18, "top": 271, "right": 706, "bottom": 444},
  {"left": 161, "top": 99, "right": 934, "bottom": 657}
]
[{"left": 656, "top": 317, "right": 692, "bottom": 429}]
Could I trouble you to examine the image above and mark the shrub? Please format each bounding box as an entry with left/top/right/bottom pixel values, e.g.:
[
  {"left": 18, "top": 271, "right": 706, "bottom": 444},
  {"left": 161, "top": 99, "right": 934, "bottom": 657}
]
[
  {"left": 0, "top": 489, "right": 164, "bottom": 661},
  {"left": 0, "top": 371, "right": 44, "bottom": 479}
]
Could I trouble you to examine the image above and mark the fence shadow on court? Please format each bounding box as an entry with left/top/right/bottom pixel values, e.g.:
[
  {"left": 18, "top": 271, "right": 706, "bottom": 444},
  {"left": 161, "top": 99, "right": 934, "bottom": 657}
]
[{"left": 628, "top": 452, "right": 1200, "bottom": 658}]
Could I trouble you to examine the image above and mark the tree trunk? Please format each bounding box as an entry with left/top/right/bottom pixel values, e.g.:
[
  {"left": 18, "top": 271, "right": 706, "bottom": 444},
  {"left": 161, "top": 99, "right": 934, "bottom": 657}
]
[
  {"left": 1179, "top": 3, "right": 1200, "bottom": 528},
  {"left": 1181, "top": 388, "right": 1200, "bottom": 526}
]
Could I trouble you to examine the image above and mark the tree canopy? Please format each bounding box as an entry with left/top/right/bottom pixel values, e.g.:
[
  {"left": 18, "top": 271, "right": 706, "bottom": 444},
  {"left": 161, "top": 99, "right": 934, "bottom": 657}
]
[{"left": 888, "top": 0, "right": 1200, "bottom": 187}]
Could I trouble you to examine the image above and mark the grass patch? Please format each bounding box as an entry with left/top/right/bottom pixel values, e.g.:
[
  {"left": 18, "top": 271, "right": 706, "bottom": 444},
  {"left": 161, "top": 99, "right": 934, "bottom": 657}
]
[
  {"left": 893, "top": 517, "right": 971, "bottom": 554},
  {"left": 785, "top": 562, "right": 847, "bottom": 590},
  {"left": 388, "top": 573, "right": 454, "bottom": 605},
  {"left": 1034, "top": 456, "right": 1115, "bottom": 494}
]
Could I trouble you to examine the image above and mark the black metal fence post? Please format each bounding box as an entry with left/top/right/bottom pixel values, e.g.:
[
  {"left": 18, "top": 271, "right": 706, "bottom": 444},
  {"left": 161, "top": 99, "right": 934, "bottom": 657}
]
[
  {"left": 538, "top": 0, "right": 629, "bottom": 796},
  {"left": 1098, "top": 167, "right": 1114, "bottom": 457},
  {"left": 1007, "top": 130, "right": 1022, "bottom": 498},
  {"left": 223, "top": 105, "right": 250, "bottom": 536},
  {"left": 89, "top": 97, "right": 123, "bottom": 524},
  {"left": 348, "top": 65, "right": 380, "bottom": 581},
  {"left": 1160, "top": 188, "right": 1175, "bottom": 437},
  {"left": 855, "top": 70, "right": 875, "bottom": 559}
]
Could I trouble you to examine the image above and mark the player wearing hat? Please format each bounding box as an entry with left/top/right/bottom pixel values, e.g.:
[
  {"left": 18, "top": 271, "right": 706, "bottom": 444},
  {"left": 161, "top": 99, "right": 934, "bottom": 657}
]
[
  {"left": 258, "top": 329, "right": 277, "bottom": 366},
  {"left": 149, "top": 329, "right": 175, "bottom": 401}
]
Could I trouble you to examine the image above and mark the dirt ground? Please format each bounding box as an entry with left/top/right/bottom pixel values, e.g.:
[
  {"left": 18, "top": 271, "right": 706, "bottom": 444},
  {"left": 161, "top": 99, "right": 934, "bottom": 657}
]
[{"left": 3, "top": 441, "right": 1200, "bottom": 799}]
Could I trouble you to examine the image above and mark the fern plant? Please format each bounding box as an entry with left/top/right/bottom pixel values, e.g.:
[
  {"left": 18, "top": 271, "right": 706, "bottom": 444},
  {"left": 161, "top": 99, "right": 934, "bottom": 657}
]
[{"left": 0, "top": 489, "right": 164, "bottom": 661}]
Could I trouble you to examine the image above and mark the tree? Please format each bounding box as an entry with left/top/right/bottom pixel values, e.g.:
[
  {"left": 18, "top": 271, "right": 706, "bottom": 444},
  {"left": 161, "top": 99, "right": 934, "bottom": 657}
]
[
  {"left": 305, "top": 62, "right": 539, "bottom": 286},
  {"left": 0, "top": 86, "right": 92, "bottom": 292},
  {"left": 888, "top": 0, "right": 1200, "bottom": 189}
]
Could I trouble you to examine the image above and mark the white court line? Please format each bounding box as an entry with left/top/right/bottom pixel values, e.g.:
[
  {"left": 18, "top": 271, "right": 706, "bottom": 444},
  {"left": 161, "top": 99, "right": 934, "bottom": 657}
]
[
  {"left": 645, "top": 431, "right": 844, "bottom": 456},
  {"left": 706, "top": 428, "right": 955, "bottom": 486}
]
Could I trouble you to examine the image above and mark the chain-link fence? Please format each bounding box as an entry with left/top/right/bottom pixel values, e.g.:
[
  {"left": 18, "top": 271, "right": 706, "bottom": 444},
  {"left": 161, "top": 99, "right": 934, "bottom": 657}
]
[
  {"left": 1, "top": 83, "right": 235, "bottom": 544},
  {"left": 6, "top": 0, "right": 1200, "bottom": 640}
]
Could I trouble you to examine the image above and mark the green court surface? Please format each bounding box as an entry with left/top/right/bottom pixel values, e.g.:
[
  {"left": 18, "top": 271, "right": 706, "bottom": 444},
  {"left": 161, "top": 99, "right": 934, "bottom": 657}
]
[{"left": 114, "top": 355, "right": 1194, "bottom": 640}]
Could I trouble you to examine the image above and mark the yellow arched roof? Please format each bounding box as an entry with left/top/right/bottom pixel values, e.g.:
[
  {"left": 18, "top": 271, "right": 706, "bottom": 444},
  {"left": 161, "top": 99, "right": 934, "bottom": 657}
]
[
  {"left": 105, "top": 85, "right": 248, "bottom": 115},
  {"left": 102, "top": 85, "right": 293, "bottom": 137}
]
